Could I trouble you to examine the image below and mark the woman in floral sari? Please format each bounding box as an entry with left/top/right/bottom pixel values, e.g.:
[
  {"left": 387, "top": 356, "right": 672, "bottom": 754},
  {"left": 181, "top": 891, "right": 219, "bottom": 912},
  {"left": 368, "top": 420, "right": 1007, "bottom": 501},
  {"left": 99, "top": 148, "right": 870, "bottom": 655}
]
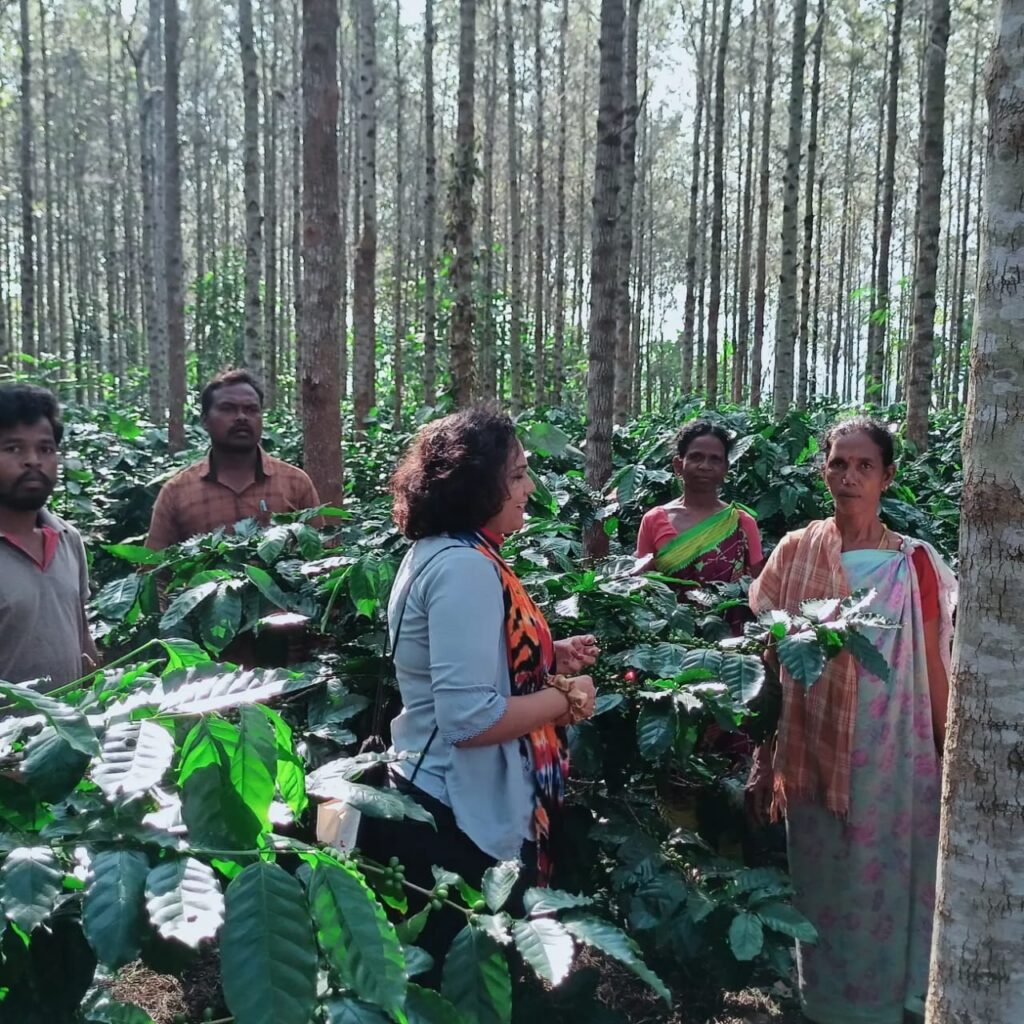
[
  {"left": 746, "top": 416, "right": 956, "bottom": 1024},
  {"left": 636, "top": 420, "right": 763, "bottom": 598}
]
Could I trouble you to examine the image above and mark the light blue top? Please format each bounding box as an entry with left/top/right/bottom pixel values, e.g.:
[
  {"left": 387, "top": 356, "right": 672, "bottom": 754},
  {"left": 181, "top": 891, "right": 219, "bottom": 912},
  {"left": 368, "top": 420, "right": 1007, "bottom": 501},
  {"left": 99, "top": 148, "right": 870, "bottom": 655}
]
[{"left": 388, "top": 534, "right": 535, "bottom": 861}]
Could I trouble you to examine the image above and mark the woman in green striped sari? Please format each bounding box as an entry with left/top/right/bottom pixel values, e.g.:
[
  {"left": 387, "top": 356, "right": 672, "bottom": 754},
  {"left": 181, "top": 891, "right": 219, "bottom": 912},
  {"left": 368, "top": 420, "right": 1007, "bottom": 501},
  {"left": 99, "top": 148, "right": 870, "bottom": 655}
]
[{"left": 635, "top": 421, "right": 763, "bottom": 594}]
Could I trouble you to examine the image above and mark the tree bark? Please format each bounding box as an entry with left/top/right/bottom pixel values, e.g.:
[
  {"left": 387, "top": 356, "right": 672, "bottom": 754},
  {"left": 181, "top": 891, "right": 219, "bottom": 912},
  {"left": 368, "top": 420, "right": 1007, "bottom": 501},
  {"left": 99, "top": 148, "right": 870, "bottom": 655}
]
[
  {"left": 531, "top": 0, "right": 545, "bottom": 406},
  {"left": 551, "top": 0, "right": 569, "bottom": 405},
  {"left": 927, "top": 4, "right": 1024, "bottom": 1016},
  {"left": 391, "top": 0, "right": 405, "bottom": 426},
  {"left": 750, "top": 0, "right": 774, "bottom": 406},
  {"left": 239, "top": 0, "right": 263, "bottom": 380},
  {"left": 164, "top": 0, "right": 186, "bottom": 451},
  {"left": 796, "top": 0, "right": 824, "bottom": 409},
  {"left": 504, "top": 0, "right": 524, "bottom": 410},
  {"left": 301, "top": 0, "right": 343, "bottom": 505},
  {"left": 704, "top": 0, "right": 731, "bottom": 407},
  {"left": 422, "top": 0, "right": 438, "bottom": 406},
  {"left": 771, "top": 0, "right": 807, "bottom": 419},
  {"left": 352, "top": 0, "right": 377, "bottom": 433},
  {"left": 865, "top": 0, "right": 904, "bottom": 401},
  {"left": 449, "top": 0, "right": 477, "bottom": 408},
  {"left": 38, "top": 0, "right": 57, "bottom": 357},
  {"left": 584, "top": 0, "right": 624, "bottom": 560},
  {"left": 906, "top": 0, "right": 951, "bottom": 450},
  {"left": 19, "top": 0, "right": 35, "bottom": 359}
]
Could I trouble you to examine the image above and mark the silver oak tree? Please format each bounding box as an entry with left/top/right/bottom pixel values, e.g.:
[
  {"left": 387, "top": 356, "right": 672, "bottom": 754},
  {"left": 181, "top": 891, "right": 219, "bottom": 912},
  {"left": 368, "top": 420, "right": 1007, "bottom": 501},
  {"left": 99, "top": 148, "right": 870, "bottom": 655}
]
[{"left": 927, "top": 1, "right": 1024, "bottom": 1019}]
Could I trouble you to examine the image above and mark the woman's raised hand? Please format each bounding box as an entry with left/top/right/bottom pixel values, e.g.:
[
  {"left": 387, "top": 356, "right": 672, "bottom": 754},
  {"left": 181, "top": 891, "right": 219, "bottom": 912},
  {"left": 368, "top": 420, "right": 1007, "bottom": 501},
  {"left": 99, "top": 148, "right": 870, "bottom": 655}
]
[{"left": 554, "top": 634, "right": 600, "bottom": 674}]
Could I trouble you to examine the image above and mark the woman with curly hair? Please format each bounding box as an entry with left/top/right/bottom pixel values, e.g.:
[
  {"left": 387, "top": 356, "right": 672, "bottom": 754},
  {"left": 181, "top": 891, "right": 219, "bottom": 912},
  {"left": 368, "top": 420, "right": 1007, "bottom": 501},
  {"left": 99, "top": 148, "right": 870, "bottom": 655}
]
[
  {"left": 746, "top": 416, "right": 957, "bottom": 1024},
  {"left": 358, "top": 406, "right": 598, "bottom": 956}
]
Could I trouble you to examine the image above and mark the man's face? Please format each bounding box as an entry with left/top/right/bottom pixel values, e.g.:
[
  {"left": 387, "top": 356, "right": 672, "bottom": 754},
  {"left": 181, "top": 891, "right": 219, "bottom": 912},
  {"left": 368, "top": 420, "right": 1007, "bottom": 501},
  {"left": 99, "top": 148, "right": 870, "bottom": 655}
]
[
  {"left": 202, "top": 383, "right": 263, "bottom": 453},
  {"left": 0, "top": 418, "right": 59, "bottom": 512}
]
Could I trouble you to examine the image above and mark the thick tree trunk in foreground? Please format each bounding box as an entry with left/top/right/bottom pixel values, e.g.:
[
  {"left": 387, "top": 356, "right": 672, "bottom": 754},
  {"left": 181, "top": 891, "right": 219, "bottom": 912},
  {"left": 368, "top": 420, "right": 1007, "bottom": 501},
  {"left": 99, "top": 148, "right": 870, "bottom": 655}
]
[
  {"left": 927, "top": 3, "right": 1024, "bottom": 1017},
  {"left": 906, "top": 0, "right": 951, "bottom": 450},
  {"left": 300, "top": 0, "right": 343, "bottom": 505},
  {"left": 448, "top": 0, "right": 477, "bottom": 407},
  {"left": 164, "top": 0, "right": 186, "bottom": 451},
  {"left": 584, "top": 0, "right": 624, "bottom": 560}
]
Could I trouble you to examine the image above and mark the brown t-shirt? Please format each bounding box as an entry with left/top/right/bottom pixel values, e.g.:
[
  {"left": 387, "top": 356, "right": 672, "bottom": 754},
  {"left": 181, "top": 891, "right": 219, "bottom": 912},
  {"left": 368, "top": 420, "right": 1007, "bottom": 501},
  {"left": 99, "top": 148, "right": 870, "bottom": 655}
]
[
  {"left": 145, "top": 448, "right": 322, "bottom": 550},
  {"left": 0, "top": 509, "right": 93, "bottom": 690}
]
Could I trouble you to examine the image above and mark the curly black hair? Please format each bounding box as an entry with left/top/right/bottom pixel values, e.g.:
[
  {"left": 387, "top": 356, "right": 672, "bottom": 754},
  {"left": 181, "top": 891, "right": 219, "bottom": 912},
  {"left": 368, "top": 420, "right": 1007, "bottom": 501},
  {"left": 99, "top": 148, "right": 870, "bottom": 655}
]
[
  {"left": 823, "top": 415, "right": 896, "bottom": 467},
  {"left": 390, "top": 406, "right": 520, "bottom": 539},
  {"left": 200, "top": 368, "right": 265, "bottom": 415},
  {"left": 673, "top": 419, "right": 733, "bottom": 459},
  {"left": 0, "top": 384, "right": 64, "bottom": 444}
]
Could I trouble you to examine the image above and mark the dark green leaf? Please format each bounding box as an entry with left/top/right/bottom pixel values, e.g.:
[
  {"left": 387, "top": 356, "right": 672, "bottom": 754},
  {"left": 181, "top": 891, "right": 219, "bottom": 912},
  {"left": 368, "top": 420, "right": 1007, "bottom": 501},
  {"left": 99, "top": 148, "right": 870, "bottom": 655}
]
[
  {"left": 201, "top": 583, "right": 244, "bottom": 653},
  {"left": 756, "top": 901, "right": 818, "bottom": 943},
  {"left": 103, "top": 543, "right": 165, "bottom": 565},
  {"left": 0, "top": 684, "right": 100, "bottom": 757},
  {"left": 348, "top": 557, "right": 380, "bottom": 619},
  {"left": 441, "top": 924, "right": 512, "bottom": 1024},
  {"left": 95, "top": 575, "right": 144, "bottom": 620},
  {"left": 21, "top": 728, "right": 90, "bottom": 802},
  {"left": 145, "top": 857, "right": 225, "bottom": 949},
  {"left": 523, "top": 888, "right": 594, "bottom": 916},
  {"left": 564, "top": 915, "right": 671, "bottom": 1005},
  {"left": 230, "top": 706, "right": 277, "bottom": 827},
  {"left": 83, "top": 849, "right": 150, "bottom": 967},
  {"left": 257, "top": 525, "right": 292, "bottom": 564},
  {"left": 405, "top": 984, "right": 470, "bottom": 1024},
  {"left": 220, "top": 862, "right": 317, "bottom": 1024},
  {"left": 0, "top": 846, "right": 62, "bottom": 933},
  {"left": 777, "top": 633, "right": 827, "bottom": 688},
  {"left": 482, "top": 861, "right": 520, "bottom": 913},
  {"left": 719, "top": 654, "right": 766, "bottom": 704},
  {"left": 321, "top": 997, "right": 391, "bottom": 1024},
  {"left": 728, "top": 911, "right": 764, "bottom": 960},
  {"left": 310, "top": 862, "right": 406, "bottom": 1014},
  {"left": 843, "top": 630, "right": 891, "bottom": 683},
  {"left": 160, "top": 580, "right": 219, "bottom": 632},
  {"left": 636, "top": 702, "right": 676, "bottom": 761},
  {"left": 244, "top": 564, "right": 294, "bottom": 610}
]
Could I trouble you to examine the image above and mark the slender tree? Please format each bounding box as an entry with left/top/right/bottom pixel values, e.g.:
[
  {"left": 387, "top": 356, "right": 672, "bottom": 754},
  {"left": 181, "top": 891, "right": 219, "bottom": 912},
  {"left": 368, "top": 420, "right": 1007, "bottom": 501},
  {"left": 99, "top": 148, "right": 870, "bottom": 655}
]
[
  {"left": 352, "top": 0, "right": 377, "bottom": 432},
  {"left": 422, "top": 0, "right": 438, "bottom": 405},
  {"left": 771, "top": 0, "right": 808, "bottom": 419},
  {"left": 164, "top": 0, "right": 186, "bottom": 451},
  {"left": 301, "top": 0, "right": 342, "bottom": 504},
  {"left": 584, "top": 0, "right": 624, "bottom": 559},
  {"left": 449, "top": 0, "right": 477, "bottom": 406},
  {"left": 239, "top": 0, "right": 263, "bottom": 380},
  {"left": 19, "top": 0, "right": 35, "bottom": 359},
  {"left": 504, "top": 0, "right": 524, "bottom": 409},
  {"left": 705, "top": 0, "right": 731, "bottom": 406},
  {"left": 906, "top": 0, "right": 951, "bottom": 449},
  {"left": 391, "top": 0, "right": 405, "bottom": 426},
  {"left": 551, "top": 0, "right": 569, "bottom": 404},
  {"left": 531, "top": 0, "right": 545, "bottom": 405},
  {"left": 927, "top": 4, "right": 1024, "bottom": 1017},
  {"left": 750, "top": 0, "right": 774, "bottom": 405}
]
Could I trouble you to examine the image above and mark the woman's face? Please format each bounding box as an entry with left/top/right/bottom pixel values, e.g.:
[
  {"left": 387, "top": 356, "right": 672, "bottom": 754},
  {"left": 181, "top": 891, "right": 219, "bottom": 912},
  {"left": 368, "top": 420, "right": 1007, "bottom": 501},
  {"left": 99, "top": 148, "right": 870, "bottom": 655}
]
[
  {"left": 483, "top": 441, "right": 535, "bottom": 536},
  {"left": 823, "top": 430, "right": 896, "bottom": 511},
  {"left": 673, "top": 432, "right": 729, "bottom": 494}
]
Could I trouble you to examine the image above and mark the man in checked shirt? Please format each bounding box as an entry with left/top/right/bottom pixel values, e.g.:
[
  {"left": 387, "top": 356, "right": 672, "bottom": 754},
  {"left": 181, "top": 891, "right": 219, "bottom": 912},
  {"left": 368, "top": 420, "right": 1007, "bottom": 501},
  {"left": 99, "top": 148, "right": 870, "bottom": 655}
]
[{"left": 145, "top": 369, "right": 321, "bottom": 551}]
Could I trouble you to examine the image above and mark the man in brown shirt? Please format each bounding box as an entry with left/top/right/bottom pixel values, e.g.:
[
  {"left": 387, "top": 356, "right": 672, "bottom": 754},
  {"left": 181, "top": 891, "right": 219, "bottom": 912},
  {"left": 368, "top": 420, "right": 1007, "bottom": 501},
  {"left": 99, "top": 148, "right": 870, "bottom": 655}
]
[
  {"left": 0, "top": 384, "right": 99, "bottom": 689},
  {"left": 146, "top": 369, "right": 321, "bottom": 550}
]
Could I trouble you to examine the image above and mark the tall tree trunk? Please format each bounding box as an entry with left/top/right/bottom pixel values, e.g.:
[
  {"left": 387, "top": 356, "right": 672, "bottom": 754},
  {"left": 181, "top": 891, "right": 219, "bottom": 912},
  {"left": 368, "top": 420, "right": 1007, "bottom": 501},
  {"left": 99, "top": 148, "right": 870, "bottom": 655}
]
[
  {"left": 796, "top": 0, "right": 823, "bottom": 409},
  {"left": 951, "top": 27, "right": 979, "bottom": 415},
  {"left": 584, "top": 0, "right": 624, "bottom": 560},
  {"left": 906, "top": 0, "right": 951, "bottom": 450},
  {"left": 19, "top": 0, "right": 35, "bottom": 359},
  {"left": 38, "top": 0, "right": 56, "bottom": 356},
  {"left": 831, "top": 54, "right": 857, "bottom": 399},
  {"left": 612, "top": 0, "right": 640, "bottom": 422},
  {"left": 680, "top": 0, "right": 708, "bottom": 392},
  {"left": 479, "top": 0, "right": 498, "bottom": 399},
  {"left": 391, "top": 0, "right": 405, "bottom": 426},
  {"left": 704, "top": 0, "right": 731, "bottom": 407},
  {"left": 352, "top": 0, "right": 377, "bottom": 432},
  {"left": 551, "top": 0, "right": 569, "bottom": 405},
  {"left": 164, "top": 0, "right": 186, "bottom": 451},
  {"left": 449, "top": 0, "right": 477, "bottom": 407},
  {"left": 239, "top": 0, "right": 263, "bottom": 380},
  {"left": 504, "top": 0, "right": 524, "bottom": 410},
  {"left": 927, "top": 4, "right": 1024, "bottom": 1016},
  {"left": 422, "top": 0, "right": 438, "bottom": 405},
  {"left": 301, "top": 0, "right": 343, "bottom": 505},
  {"left": 771, "top": 0, "right": 807, "bottom": 419},
  {"left": 263, "top": 0, "right": 280, "bottom": 405},
  {"left": 104, "top": 5, "right": 118, "bottom": 386},
  {"left": 865, "top": 0, "right": 904, "bottom": 400},
  {"left": 291, "top": 8, "right": 303, "bottom": 405},
  {"left": 750, "top": 0, "right": 774, "bottom": 406},
  {"left": 733, "top": 0, "right": 758, "bottom": 404},
  {"left": 531, "top": 0, "right": 545, "bottom": 405}
]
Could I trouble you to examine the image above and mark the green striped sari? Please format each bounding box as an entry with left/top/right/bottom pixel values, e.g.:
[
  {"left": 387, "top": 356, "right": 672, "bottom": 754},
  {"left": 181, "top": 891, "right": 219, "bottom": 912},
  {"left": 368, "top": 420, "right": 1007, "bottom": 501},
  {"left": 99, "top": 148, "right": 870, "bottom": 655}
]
[{"left": 651, "top": 503, "right": 742, "bottom": 577}]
